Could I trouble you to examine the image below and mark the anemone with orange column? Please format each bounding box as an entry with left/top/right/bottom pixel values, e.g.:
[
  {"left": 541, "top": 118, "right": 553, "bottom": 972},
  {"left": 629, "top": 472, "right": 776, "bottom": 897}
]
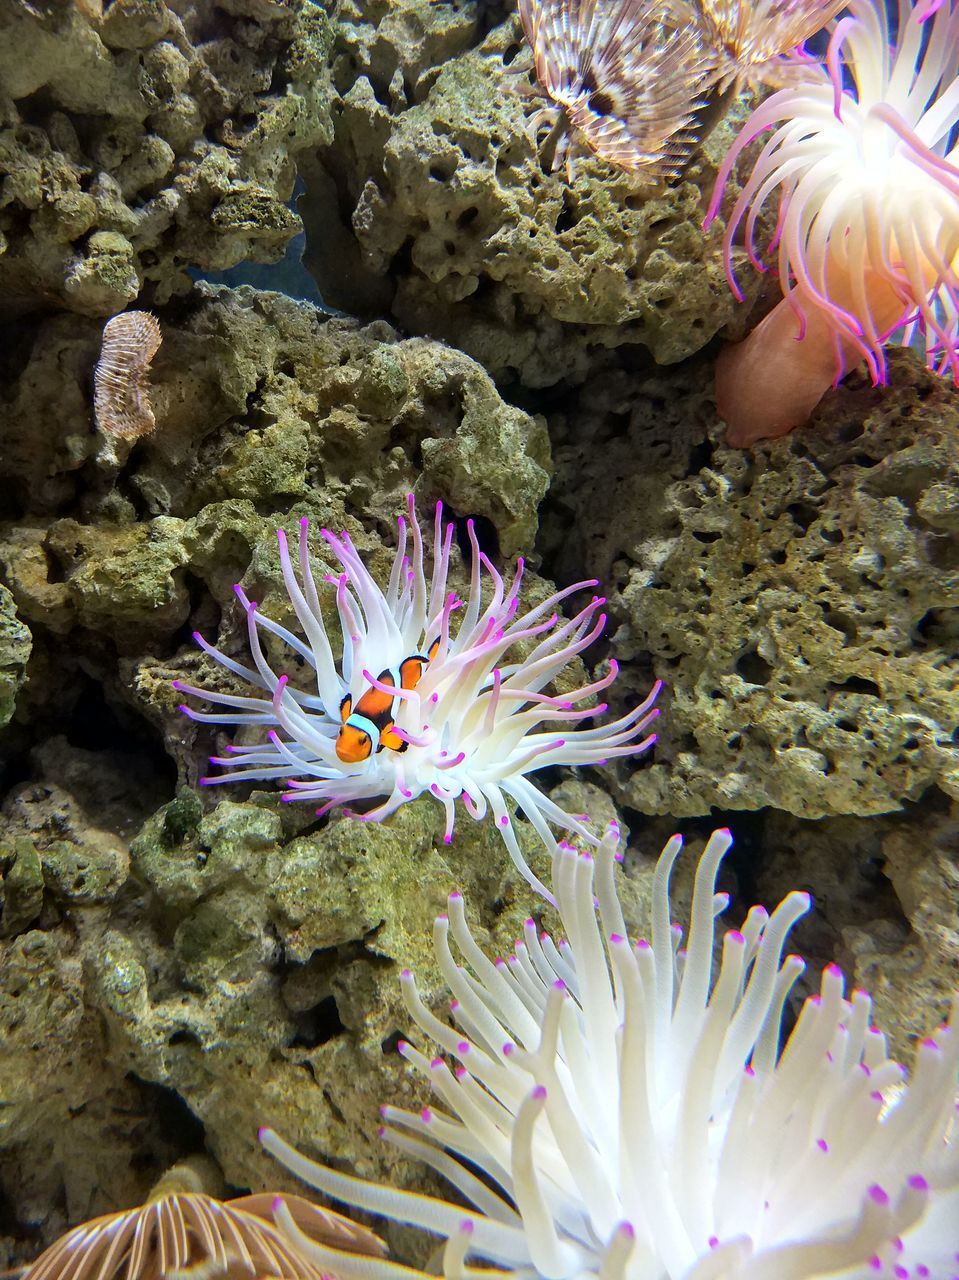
[{"left": 706, "top": 0, "right": 959, "bottom": 446}]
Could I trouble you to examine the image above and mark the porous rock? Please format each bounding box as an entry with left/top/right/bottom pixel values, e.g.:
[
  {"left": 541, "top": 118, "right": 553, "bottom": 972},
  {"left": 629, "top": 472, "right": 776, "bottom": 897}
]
[
  {"left": 843, "top": 798, "right": 959, "bottom": 1051},
  {"left": 740, "top": 797, "right": 956, "bottom": 1064},
  {"left": 0, "top": 286, "right": 551, "bottom": 763},
  {"left": 0, "top": 286, "right": 549, "bottom": 566},
  {"left": 301, "top": 0, "right": 762, "bottom": 388},
  {"left": 4, "top": 746, "right": 951, "bottom": 1234},
  {"left": 0, "top": 748, "right": 182, "bottom": 1233},
  {"left": 0, "top": 0, "right": 334, "bottom": 316},
  {"left": 0, "top": 583, "right": 30, "bottom": 727},
  {"left": 0, "top": 739, "right": 560, "bottom": 1239},
  {"left": 541, "top": 348, "right": 959, "bottom": 820},
  {"left": 0, "top": 279, "right": 552, "bottom": 1228}
]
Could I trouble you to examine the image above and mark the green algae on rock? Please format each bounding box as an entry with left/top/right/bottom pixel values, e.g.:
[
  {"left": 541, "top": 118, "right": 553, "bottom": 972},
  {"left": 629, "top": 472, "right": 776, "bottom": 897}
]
[
  {"left": 0, "top": 289, "right": 552, "bottom": 757},
  {"left": 0, "top": 288, "right": 550, "bottom": 572},
  {"left": 543, "top": 349, "right": 959, "bottom": 821},
  {"left": 120, "top": 795, "right": 555, "bottom": 1199},
  {"left": 0, "top": 0, "right": 334, "bottom": 317},
  {"left": 845, "top": 799, "right": 959, "bottom": 1053},
  {"left": 301, "top": 2, "right": 760, "bottom": 389},
  {"left": 0, "top": 583, "right": 30, "bottom": 728},
  {"left": 0, "top": 839, "right": 44, "bottom": 938},
  {"left": 0, "top": 764, "right": 180, "bottom": 1232},
  {"left": 0, "top": 753, "right": 951, "bottom": 1244}
]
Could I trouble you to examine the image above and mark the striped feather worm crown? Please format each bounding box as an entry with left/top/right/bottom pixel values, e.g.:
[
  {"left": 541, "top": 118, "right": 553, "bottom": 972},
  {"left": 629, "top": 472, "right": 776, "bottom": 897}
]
[
  {"left": 19, "top": 1173, "right": 386, "bottom": 1280},
  {"left": 93, "top": 310, "right": 162, "bottom": 441},
  {"left": 261, "top": 825, "right": 959, "bottom": 1280},
  {"left": 176, "top": 497, "right": 660, "bottom": 903},
  {"left": 695, "top": 0, "right": 849, "bottom": 90},
  {"left": 516, "top": 0, "right": 717, "bottom": 179},
  {"left": 513, "top": 0, "right": 850, "bottom": 179}
]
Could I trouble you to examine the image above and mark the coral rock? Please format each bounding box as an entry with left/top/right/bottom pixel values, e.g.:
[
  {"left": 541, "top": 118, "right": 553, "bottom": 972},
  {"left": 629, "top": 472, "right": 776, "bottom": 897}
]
[
  {"left": 0, "top": 584, "right": 30, "bottom": 728},
  {"left": 544, "top": 350, "right": 959, "bottom": 820},
  {"left": 0, "top": 0, "right": 334, "bottom": 316},
  {"left": 301, "top": 3, "right": 757, "bottom": 388}
]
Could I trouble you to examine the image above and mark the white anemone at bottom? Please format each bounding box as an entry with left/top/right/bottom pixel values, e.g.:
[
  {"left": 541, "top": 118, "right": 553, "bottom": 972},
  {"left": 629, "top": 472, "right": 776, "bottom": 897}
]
[{"left": 259, "top": 826, "right": 959, "bottom": 1280}]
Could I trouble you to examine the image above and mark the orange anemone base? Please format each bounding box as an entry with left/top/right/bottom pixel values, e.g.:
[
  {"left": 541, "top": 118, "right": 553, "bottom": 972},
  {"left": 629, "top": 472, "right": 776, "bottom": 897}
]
[{"left": 716, "top": 277, "right": 910, "bottom": 447}]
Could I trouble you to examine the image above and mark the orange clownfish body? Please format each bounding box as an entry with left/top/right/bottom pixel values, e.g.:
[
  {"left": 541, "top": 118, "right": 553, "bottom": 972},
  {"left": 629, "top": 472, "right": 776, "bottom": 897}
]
[{"left": 336, "top": 638, "right": 440, "bottom": 764}]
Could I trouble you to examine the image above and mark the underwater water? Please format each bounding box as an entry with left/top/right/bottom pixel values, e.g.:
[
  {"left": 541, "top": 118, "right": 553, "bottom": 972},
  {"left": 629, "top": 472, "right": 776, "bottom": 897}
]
[{"left": 0, "top": 0, "right": 957, "bottom": 1278}]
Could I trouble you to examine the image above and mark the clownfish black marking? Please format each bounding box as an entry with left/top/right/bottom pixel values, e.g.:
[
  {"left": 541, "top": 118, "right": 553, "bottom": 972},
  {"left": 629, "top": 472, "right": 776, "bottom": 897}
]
[{"left": 336, "top": 638, "right": 441, "bottom": 764}]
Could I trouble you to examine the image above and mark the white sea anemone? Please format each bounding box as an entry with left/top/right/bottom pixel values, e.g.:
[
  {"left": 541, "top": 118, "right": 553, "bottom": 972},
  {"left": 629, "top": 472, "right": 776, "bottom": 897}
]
[
  {"left": 176, "top": 498, "right": 660, "bottom": 901},
  {"left": 260, "top": 826, "right": 959, "bottom": 1280}
]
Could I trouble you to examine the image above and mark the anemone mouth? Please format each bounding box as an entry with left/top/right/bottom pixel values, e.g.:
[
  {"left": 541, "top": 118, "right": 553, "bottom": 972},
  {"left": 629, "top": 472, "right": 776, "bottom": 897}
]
[
  {"left": 708, "top": 0, "right": 959, "bottom": 382},
  {"left": 20, "top": 1191, "right": 386, "bottom": 1280}
]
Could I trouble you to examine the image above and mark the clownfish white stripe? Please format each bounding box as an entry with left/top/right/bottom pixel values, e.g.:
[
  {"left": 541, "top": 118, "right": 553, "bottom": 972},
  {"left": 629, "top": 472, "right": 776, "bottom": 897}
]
[{"left": 344, "top": 712, "right": 382, "bottom": 754}]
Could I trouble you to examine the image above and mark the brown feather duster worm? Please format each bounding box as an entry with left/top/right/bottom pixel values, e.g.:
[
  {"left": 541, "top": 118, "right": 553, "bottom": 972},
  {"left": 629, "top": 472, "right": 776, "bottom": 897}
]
[
  {"left": 517, "top": 0, "right": 717, "bottom": 180},
  {"left": 94, "top": 310, "right": 162, "bottom": 440},
  {"left": 696, "top": 0, "right": 848, "bottom": 89}
]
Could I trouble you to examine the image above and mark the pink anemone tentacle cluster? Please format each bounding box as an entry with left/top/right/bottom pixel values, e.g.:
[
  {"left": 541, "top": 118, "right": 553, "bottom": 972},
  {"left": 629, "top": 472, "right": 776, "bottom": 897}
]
[
  {"left": 259, "top": 825, "right": 959, "bottom": 1280},
  {"left": 176, "top": 497, "right": 660, "bottom": 902},
  {"left": 706, "top": 0, "right": 959, "bottom": 445}
]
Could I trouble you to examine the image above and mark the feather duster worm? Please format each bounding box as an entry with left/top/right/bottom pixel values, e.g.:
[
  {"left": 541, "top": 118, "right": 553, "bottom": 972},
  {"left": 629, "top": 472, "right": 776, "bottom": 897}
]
[
  {"left": 706, "top": 0, "right": 959, "bottom": 445},
  {"left": 696, "top": 0, "right": 848, "bottom": 90},
  {"left": 20, "top": 1164, "right": 385, "bottom": 1280},
  {"left": 517, "top": 0, "right": 717, "bottom": 179},
  {"left": 93, "top": 310, "right": 162, "bottom": 441}
]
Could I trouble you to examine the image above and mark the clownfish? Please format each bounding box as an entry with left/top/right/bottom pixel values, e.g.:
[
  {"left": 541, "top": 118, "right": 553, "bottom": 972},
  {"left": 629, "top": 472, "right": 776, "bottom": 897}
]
[{"left": 336, "top": 638, "right": 441, "bottom": 764}]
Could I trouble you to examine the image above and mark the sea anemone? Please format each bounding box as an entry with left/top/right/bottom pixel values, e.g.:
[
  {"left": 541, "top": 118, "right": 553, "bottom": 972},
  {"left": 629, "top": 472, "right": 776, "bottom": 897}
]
[
  {"left": 20, "top": 1163, "right": 385, "bottom": 1280},
  {"left": 706, "top": 0, "right": 959, "bottom": 445},
  {"left": 176, "top": 497, "right": 660, "bottom": 902},
  {"left": 260, "top": 825, "right": 959, "bottom": 1280},
  {"left": 516, "top": 0, "right": 717, "bottom": 179}
]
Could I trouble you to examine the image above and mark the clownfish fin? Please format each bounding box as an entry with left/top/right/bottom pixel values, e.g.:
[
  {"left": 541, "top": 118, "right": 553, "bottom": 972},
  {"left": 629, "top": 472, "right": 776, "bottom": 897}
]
[
  {"left": 380, "top": 722, "right": 406, "bottom": 752},
  {"left": 399, "top": 655, "right": 426, "bottom": 691},
  {"left": 428, "top": 636, "right": 440, "bottom": 661},
  {"left": 339, "top": 693, "right": 353, "bottom": 723}
]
